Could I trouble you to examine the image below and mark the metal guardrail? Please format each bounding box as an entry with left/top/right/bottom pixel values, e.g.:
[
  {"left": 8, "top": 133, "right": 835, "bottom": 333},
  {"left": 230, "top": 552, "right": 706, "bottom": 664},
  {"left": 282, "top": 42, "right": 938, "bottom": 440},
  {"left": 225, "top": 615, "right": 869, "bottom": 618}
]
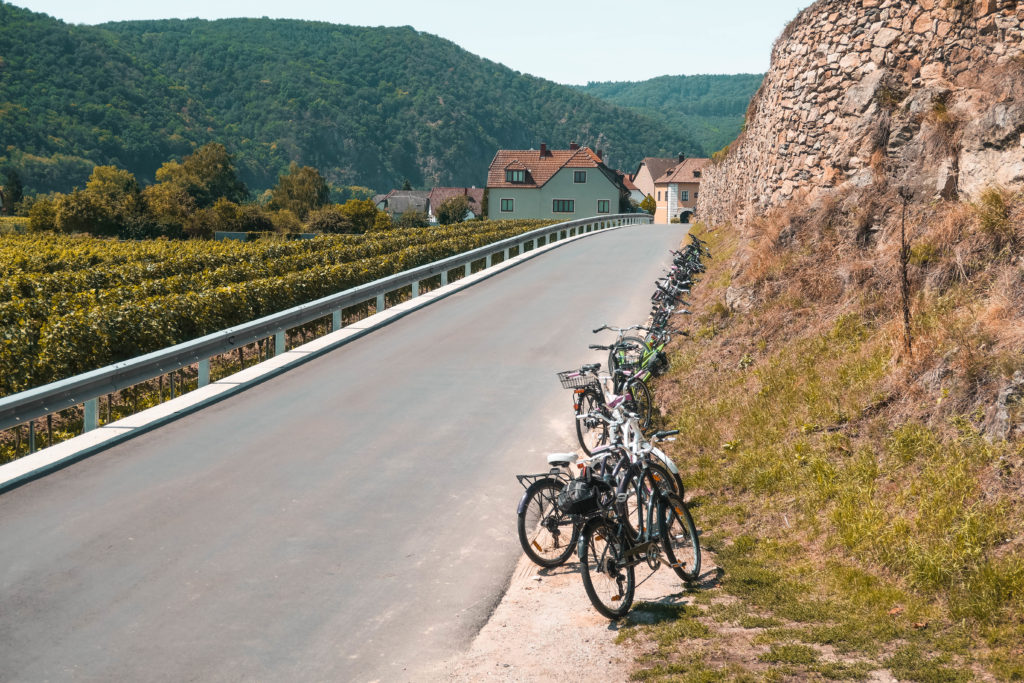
[{"left": 0, "top": 214, "right": 652, "bottom": 436}]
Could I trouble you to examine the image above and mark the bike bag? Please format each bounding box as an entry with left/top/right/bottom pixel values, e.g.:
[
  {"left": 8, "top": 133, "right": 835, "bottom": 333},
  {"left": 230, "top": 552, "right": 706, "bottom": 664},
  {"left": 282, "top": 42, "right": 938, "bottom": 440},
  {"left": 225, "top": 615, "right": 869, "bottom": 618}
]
[{"left": 556, "top": 479, "right": 599, "bottom": 515}]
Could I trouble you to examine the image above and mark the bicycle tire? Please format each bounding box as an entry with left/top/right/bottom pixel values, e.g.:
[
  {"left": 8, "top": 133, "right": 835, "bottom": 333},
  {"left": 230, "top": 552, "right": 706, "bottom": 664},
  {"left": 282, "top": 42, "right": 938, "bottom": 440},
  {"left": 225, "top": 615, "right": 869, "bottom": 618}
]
[
  {"left": 608, "top": 336, "right": 646, "bottom": 375},
  {"left": 623, "top": 377, "right": 653, "bottom": 431},
  {"left": 517, "top": 478, "right": 579, "bottom": 567},
  {"left": 578, "top": 517, "right": 635, "bottom": 619},
  {"left": 615, "top": 460, "right": 679, "bottom": 541},
  {"left": 575, "top": 389, "right": 609, "bottom": 456},
  {"left": 659, "top": 493, "right": 701, "bottom": 582}
]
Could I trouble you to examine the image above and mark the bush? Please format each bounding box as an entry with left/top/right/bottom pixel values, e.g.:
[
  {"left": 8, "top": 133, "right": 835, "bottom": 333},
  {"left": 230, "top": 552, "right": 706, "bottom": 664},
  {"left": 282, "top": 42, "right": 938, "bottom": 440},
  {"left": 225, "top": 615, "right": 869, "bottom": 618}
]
[
  {"left": 305, "top": 205, "right": 356, "bottom": 234},
  {"left": 397, "top": 210, "right": 429, "bottom": 228},
  {"left": 436, "top": 195, "right": 470, "bottom": 224}
]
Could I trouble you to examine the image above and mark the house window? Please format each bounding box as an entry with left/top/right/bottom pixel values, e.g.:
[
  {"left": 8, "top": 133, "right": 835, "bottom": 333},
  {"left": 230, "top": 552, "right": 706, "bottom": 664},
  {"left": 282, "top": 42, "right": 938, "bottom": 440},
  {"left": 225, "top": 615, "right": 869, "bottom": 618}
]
[
  {"left": 505, "top": 169, "right": 526, "bottom": 183},
  {"left": 657, "top": 191, "right": 661, "bottom": 201},
  {"left": 694, "top": 170, "right": 701, "bottom": 178},
  {"left": 680, "top": 191, "right": 689, "bottom": 202},
  {"left": 694, "top": 191, "right": 699, "bottom": 199},
  {"left": 597, "top": 200, "right": 610, "bottom": 213},
  {"left": 500, "top": 198, "right": 514, "bottom": 212},
  {"left": 552, "top": 199, "right": 575, "bottom": 213},
  {"left": 574, "top": 170, "right": 587, "bottom": 184}
]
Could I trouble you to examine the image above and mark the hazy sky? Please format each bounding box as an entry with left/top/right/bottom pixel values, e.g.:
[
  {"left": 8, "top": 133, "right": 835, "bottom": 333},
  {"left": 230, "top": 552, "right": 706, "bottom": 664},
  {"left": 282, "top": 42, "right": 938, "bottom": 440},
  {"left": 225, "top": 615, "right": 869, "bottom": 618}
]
[{"left": 10, "top": 0, "right": 815, "bottom": 84}]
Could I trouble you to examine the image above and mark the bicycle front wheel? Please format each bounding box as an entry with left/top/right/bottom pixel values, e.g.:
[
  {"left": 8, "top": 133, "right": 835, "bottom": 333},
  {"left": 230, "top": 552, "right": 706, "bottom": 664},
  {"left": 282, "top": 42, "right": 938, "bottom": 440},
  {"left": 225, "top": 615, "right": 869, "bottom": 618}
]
[
  {"left": 623, "top": 377, "right": 653, "bottom": 431},
  {"left": 575, "top": 389, "right": 609, "bottom": 456},
  {"left": 517, "top": 478, "right": 578, "bottom": 567},
  {"left": 608, "top": 336, "right": 646, "bottom": 375},
  {"left": 578, "top": 517, "right": 635, "bottom": 619},
  {"left": 659, "top": 493, "right": 701, "bottom": 582}
]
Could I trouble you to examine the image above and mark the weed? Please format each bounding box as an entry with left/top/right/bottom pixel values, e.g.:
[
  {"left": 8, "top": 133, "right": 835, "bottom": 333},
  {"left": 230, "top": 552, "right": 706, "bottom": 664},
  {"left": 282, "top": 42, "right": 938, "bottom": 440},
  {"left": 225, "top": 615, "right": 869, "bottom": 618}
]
[
  {"left": 759, "top": 643, "right": 819, "bottom": 665},
  {"left": 884, "top": 645, "right": 970, "bottom": 682}
]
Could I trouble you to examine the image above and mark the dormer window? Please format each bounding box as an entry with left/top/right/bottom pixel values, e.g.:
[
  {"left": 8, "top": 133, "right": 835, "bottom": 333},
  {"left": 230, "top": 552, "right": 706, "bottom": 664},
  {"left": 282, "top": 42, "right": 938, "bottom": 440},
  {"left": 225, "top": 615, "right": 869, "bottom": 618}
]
[
  {"left": 693, "top": 170, "right": 701, "bottom": 178},
  {"left": 506, "top": 169, "right": 526, "bottom": 183}
]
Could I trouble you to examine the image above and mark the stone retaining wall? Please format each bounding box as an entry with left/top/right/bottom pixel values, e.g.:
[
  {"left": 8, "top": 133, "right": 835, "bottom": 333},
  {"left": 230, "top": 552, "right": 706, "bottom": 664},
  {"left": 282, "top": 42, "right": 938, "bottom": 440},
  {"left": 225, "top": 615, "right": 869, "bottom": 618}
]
[{"left": 698, "top": 0, "right": 1024, "bottom": 226}]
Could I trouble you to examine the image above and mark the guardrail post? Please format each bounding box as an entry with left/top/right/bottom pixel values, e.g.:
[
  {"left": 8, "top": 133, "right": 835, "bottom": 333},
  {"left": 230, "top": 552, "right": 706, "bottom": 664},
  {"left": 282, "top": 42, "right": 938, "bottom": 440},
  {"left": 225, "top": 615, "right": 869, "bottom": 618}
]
[
  {"left": 377, "top": 293, "right": 386, "bottom": 312},
  {"left": 441, "top": 270, "right": 448, "bottom": 286},
  {"left": 332, "top": 309, "right": 342, "bottom": 331},
  {"left": 84, "top": 398, "right": 98, "bottom": 432},
  {"left": 464, "top": 262, "right": 471, "bottom": 277},
  {"left": 503, "top": 248, "right": 509, "bottom": 261},
  {"left": 198, "top": 359, "right": 210, "bottom": 387},
  {"left": 411, "top": 280, "right": 419, "bottom": 298},
  {"left": 486, "top": 253, "right": 493, "bottom": 267},
  {"left": 275, "top": 331, "right": 286, "bottom": 355},
  {"left": 29, "top": 421, "right": 35, "bottom": 453}
]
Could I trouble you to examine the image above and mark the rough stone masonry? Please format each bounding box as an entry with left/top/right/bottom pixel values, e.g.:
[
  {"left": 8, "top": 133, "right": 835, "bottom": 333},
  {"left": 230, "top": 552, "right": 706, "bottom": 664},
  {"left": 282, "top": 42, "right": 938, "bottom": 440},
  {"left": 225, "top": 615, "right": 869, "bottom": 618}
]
[{"left": 698, "top": 0, "right": 1024, "bottom": 226}]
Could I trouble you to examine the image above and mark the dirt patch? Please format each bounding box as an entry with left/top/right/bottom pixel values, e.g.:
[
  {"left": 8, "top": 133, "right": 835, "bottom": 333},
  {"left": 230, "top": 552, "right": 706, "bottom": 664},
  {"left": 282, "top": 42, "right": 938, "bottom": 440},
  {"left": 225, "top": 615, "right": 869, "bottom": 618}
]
[{"left": 439, "top": 547, "right": 717, "bottom": 681}]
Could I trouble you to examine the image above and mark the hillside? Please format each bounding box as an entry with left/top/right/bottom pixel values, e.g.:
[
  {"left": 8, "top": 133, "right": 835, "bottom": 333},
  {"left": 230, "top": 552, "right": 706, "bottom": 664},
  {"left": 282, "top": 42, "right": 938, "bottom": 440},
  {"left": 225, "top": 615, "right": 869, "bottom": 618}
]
[
  {"left": 577, "top": 74, "right": 764, "bottom": 156},
  {"left": 630, "top": 1, "right": 1024, "bottom": 680},
  {"left": 0, "top": 3, "right": 700, "bottom": 195}
]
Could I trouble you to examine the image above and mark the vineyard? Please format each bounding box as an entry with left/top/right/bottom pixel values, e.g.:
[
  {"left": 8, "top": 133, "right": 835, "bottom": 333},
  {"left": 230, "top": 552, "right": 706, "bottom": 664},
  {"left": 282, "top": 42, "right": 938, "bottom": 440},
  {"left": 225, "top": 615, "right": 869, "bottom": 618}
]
[{"left": 0, "top": 220, "right": 554, "bottom": 399}]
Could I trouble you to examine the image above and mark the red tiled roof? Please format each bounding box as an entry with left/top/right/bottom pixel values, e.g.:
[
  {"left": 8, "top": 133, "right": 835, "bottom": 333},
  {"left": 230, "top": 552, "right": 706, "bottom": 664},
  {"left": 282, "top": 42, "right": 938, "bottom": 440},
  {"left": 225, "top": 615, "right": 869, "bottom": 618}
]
[
  {"left": 638, "top": 157, "right": 679, "bottom": 181},
  {"left": 487, "top": 147, "right": 604, "bottom": 189},
  {"left": 427, "top": 187, "right": 484, "bottom": 209},
  {"left": 621, "top": 174, "right": 640, "bottom": 192},
  {"left": 654, "top": 158, "right": 710, "bottom": 184}
]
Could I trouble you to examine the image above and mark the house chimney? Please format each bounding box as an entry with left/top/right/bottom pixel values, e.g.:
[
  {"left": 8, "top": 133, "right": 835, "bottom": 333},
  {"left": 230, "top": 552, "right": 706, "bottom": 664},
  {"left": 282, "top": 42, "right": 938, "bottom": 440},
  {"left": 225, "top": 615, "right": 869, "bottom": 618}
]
[
  {"left": 569, "top": 141, "right": 580, "bottom": 151},
  {"left": 539, "top": 143, "right": 547, "bottom": 157},
  {"left": 678, "top": 153, "right": 685, "bottom": 163},
  {"left": 596, "top": 148, "right": 603, "bottom": 160}
]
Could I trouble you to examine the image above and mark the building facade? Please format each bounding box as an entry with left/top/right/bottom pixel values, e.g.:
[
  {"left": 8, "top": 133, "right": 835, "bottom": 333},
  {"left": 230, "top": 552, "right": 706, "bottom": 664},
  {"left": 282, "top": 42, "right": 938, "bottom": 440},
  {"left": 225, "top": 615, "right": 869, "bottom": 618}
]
[
  {"left": 654, "top": 157, "right": 709, "bottom": 224},
  {"left": 486, "top": 144, "right": 627, "bottom": 221}
]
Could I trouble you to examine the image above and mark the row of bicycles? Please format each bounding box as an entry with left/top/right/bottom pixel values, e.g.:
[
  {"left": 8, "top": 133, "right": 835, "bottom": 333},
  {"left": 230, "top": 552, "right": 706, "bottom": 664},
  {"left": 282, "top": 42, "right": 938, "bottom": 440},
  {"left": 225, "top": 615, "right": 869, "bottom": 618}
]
[{"left": 514, "top": 233, "right": 711, "bottom": 618}]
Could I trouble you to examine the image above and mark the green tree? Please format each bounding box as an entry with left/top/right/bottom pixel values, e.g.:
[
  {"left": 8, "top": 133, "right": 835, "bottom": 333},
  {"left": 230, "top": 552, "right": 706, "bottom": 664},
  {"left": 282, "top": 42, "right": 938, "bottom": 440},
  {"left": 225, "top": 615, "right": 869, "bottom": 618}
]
[
  {"left": 372, "top": 211, "right": 393, "bottom": 231},
  {"left": 27, "top": 194, "right": 57, "bottom": 232},
  {"left": 436, "top": 195, "right": 470, "bottom": 225},
  {"left": 269, "top": 162, "right": 329, "bottom": 219},
  {"left": 640, "top": 193, "right": 656, "bottom": 214},
  {"left": 54, "top": 190, "right": 119, "bottom": 235},
  {"left": 397, "top": 210, "right": 429, "bottom": 228},
  {"left": 154, "top": 142, "right": 248, "bottom": 209},
  {"left": 1, "top": 167, "right": 23, "bottom": 215},
  {"left": 339, "top": 198, "right": 379, "bottom": 234},
  {"left": 305, "top": 205, "right": 356, "bottom": 234}
]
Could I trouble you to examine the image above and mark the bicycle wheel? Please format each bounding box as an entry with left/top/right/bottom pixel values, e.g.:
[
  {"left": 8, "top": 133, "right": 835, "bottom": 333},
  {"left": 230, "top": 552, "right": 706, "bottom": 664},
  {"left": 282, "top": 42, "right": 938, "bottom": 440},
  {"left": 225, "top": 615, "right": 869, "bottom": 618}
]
[
  {"left": 623, "top": 377, "right": 653, "bottom": 431},
  {"left": 615, "top": 461, "right": 677, "bottom": 541},
  {"left": 578, "top": 517, "right": 635, "bottom": 619},
  {"left": 608, "top": 336, "right": 646, "bottom": 374},
  {"left": 659, "top": 493, "right": 701, "bottom": 582},
  {"left": 517, "top": 478, "right": 578, "bottom": 567},
  {"left": 575, "top": 389, "right": 609, "bottom": 456}
]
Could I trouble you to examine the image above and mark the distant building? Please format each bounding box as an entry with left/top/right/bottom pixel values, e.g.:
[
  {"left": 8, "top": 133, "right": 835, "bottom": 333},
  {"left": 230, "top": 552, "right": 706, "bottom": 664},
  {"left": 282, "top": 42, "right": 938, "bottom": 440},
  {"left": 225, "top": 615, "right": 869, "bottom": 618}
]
[
  {"left": 632, "top": 157, "right": 679, "bottom": 200},
  {"left": 620, "top": 173, "right": 645, "bottom": 205},
  {"left": 376, "top": 190, "right": 429, "bottom": 217},
  {"left": 485, "top": 143, "right": 627, "bottom": 220},
  {"left": 426, "top": 187, "right": 485, "bottom": 223},
  {"left": 653, "top": 156, "right": 709, "bottom": 224}
]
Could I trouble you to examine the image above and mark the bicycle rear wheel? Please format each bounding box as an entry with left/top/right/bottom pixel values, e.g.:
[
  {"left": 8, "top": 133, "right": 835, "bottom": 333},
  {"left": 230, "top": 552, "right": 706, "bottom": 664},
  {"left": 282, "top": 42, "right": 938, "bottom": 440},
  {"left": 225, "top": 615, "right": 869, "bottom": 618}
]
[
  {"left": 517, "top": 478, "right": 578, "bottom": 567},
  {"left": 578, "top": 517, "right": 635, "bottom": 619},
  {"left": 623, "top": 377, "right": 653, "bottom": 430},
  {"left": 659, "top": 493, "right": 701, "bottom": 582}
]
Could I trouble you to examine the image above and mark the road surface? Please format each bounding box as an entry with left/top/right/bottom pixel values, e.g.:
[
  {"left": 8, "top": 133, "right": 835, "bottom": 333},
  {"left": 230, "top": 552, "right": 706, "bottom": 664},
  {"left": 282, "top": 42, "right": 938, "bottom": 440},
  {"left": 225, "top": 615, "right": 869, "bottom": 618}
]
[{"left": 0, "top": 223, "right": 687, "bottom": 682}]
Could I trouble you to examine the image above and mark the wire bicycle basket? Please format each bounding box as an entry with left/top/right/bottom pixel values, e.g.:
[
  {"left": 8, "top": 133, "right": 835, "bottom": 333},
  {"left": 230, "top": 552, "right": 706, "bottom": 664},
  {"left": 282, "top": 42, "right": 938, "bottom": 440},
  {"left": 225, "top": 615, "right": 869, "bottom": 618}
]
[{"left": 557, "top": 370, "right": 601, "bottom": 391}]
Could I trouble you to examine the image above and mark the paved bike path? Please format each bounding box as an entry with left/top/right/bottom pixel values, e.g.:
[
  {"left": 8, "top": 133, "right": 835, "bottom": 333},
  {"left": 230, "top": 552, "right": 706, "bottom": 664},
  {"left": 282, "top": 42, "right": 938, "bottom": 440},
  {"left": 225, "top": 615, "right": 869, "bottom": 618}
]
[{"left": 0, "top": 223, "right": 687, "bottom": 682}]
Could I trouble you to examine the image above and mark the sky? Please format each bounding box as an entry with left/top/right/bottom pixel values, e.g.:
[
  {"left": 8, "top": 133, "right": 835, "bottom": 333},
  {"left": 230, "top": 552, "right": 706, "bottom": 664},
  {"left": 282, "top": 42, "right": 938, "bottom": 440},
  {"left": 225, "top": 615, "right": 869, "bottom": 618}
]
[{"left": 10, "top": 0, "right": 816, "bottom": 84}]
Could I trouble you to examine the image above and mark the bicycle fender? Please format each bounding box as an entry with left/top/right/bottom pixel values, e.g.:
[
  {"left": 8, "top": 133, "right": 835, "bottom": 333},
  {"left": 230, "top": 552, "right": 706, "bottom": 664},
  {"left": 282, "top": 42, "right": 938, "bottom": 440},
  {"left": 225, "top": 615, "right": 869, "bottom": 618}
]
[
  {"left": 517, "top": 477, "right": 560, "bottom": 515},
  {"left": 652, "top": 447, "right": 680, "bottom": 475}
]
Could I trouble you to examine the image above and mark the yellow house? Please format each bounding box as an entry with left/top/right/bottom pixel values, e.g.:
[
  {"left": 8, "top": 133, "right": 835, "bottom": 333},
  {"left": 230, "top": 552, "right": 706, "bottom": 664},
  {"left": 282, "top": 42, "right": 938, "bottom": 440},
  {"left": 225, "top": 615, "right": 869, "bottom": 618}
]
[
  {"left": 654, "top": 157, "right": 709, "bottom": 224},
  {"left": 631, "top": 157, "right": 679, "bottom": 200}
]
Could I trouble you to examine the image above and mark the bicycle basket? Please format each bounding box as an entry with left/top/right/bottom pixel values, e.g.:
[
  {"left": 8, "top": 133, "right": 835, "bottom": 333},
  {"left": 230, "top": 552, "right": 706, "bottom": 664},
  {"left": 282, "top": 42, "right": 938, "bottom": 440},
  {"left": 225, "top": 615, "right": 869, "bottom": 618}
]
[
  {"left": 557, "top": 370, "right": 599, "bottom": 391},
  {"left": 556, "top": 479, "right": 600, "bottom": 515}
]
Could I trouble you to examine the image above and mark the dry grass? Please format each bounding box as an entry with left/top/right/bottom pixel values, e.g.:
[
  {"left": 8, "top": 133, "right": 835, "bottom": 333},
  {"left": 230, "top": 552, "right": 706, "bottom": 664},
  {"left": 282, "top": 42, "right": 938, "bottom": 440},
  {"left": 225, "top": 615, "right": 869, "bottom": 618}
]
[{"left": 639, "top": 188, "right": 1024, "bottom": 681}]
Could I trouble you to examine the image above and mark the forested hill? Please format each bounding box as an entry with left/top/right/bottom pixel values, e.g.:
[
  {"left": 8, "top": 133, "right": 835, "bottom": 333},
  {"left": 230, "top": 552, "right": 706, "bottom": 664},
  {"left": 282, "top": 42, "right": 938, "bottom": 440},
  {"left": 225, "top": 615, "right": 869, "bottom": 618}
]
[
  {"left": 0, "top": 4, "right": 701, "bottom": 195},
  {"left": 577, "top": 74, "right": 764, "bottom": 156}
]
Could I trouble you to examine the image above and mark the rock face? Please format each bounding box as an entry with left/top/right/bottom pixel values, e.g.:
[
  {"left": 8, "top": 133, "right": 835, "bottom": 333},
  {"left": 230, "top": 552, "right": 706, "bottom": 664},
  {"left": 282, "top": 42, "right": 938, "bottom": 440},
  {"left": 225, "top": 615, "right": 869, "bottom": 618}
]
[{"left": 698, "top": 0, "right": 1024, "bottom": 226}]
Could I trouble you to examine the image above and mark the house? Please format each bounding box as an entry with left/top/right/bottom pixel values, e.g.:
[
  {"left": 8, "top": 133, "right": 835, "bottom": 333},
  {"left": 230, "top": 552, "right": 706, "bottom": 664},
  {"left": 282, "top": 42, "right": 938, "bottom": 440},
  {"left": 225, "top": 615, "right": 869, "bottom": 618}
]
[
  {"left": 620, "top": 173, "right": 645, "bottom": 205},
  {"left": 632, "top": 157, "right": 680, "bottom": 200},
  {"left": 653, "top": 156, "right": 709, "bottom": 224},
  {"left": 376, "top": 190, "right": 429, "bottom": 217},
  {"left": 485, "top": 143, "right": 627, "bottom": 220},
  {"left": 426, "top": 187, "right": 485, "bottom": 223}
]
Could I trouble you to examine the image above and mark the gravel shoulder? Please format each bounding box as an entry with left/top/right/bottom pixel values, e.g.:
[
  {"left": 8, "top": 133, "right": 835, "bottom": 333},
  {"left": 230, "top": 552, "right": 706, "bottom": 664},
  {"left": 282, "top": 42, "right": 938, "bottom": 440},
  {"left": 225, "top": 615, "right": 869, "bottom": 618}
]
[{"left": 439, "top": 536, "right": 711, "bottom": 681}]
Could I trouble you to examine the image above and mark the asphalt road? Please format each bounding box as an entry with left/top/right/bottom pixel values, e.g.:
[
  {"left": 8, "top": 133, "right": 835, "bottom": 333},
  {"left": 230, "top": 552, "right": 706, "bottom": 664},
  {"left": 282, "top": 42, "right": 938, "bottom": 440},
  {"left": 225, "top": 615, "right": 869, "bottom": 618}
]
[{"left": 0, "top": 223, "right": 688, "bottom": 682}]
